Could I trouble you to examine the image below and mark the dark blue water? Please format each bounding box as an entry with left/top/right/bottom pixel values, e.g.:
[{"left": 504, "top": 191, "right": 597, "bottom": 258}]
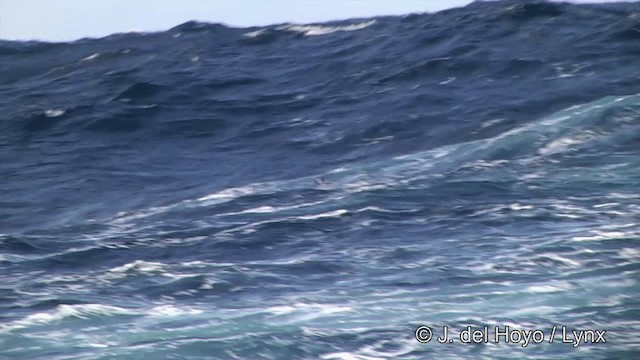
[{"left": 2, "top": 1, "right": 640, "bottom": 359}]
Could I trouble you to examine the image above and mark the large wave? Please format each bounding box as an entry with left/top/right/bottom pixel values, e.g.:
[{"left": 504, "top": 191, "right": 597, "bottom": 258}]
[{"left": 1, "top": 1, "right": 639, "bottom": 359}]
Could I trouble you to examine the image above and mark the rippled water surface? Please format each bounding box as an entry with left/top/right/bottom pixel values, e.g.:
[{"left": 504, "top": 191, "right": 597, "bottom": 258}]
[{"left": 1, "top": 1, "right": 640, "bottom": 359}]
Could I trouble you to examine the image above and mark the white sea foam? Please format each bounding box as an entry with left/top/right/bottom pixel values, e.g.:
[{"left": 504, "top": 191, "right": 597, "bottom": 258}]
[
  {"left": 509, "top": 203, "right": 534, "bottom": 211},
  {"left": 593, "top": 202, "right": 619, "bottom": 208},
  {"left": 243, "top": 20, "right": 375, "bottom": 38},
  {"left": 527, "top": 281, "right": 574, "bottom": 293},
  {"left": 110, "top": 204, "right": 176, "bottom": 225},
  {"left": 619, "top": 248, "right": 640, "bottom": 259},
  {"left": 108, "top": 260, "right": 167, "bottom": 274},
  {"left": 321, "top": 339, "right": 417, "bottom": 360},
  {"left": 44, "top": 109, "right": 65, "bottom": 117},
  {"left": 298, "top": 209, "right": 348, "bottom": 220},
  {"left": 321, "top": 353, "right": 384, "bottom": 360},
  {"left": 538, "top": 253, "right": 581, "bottom": 267},
  {"left": 218, "top": 199, "right": 329, "bottom": 216},
  {"left": 438, "top": 76, "right": 456, "bottom": 85},
  {"left": 243, "top": 29, "right": 267, "bottom": 38},
  {"left": 538, "top": 130, "right": 598, "bottom": 156},
  {"left": 0, "top": 304, "right": 137, "bottom": 333},
  {"left": 279, "top": 20, "right": 376, "bottom": 36},
  {"left": 149, "top": 305, "right": 203, "bottom": 317},
  {"left": 572, "top": 230, "right": 638, "bottom": 242},
  {"left": 81, "top": 53, "right": 100, "bottom": 61},
  {"left": 268, "top": 303, "right": 352, "bottom": 316},
  {"left": 196, "top": 184, "right": 269, "bottom": 203}
]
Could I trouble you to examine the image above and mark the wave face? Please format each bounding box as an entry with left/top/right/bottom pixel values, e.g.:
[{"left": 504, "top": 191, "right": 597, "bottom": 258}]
[{"left": 2, "top": 1, "right": 640, "bottom": 359}]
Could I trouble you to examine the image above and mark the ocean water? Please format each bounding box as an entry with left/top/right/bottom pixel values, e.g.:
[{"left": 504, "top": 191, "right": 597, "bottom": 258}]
[{"left": 1, "top": 0, "right": 640, "bottom": 359}]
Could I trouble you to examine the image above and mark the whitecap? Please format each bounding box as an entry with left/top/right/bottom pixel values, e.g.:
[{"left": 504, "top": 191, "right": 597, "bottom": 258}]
[
  {"left": 232, "top": 205, "right": 277, "bottom": 214},
  {"left": 537, "top": 253, "right": 581, "bottom": 267},
  {"left": 509, "top": 203, "right": 533, "bottom": 211},
  {"left": 81, "top": 53, "right": 100, "bottom": 61},
  {"left": 361, "top": 135, "right": 393, "bottom": 145},
  {"left": 242, "top": 29, "right": 267, "bottom": 38},
  {"left": 268, "top": 305, "right": 297, "bottom": 315},
  {"left": 438, "top": 76, "right": 456, "bottom": 85},
  {"left": 298, "top": 209, "right": 348, "bottom": 220},
  {"left": 538, "top": 130, "right": 597, "bottom": 156},
  {"left": 354, "top": 206, "right": 403, "bottom": 213},
  {"left": 321, "top": 338, "right": 420, "bottom": 360},
  {"left": 279, "top": 20, "right": 376, "bottom": 36},
  {"left": 149, "top": 305, "right": 203, "bottom": 317},
  {"left": 321, "top": 352, "right": 383, "bottom": 360},
  {"left": 44, "top": 109, "right": 65, "bottom": 117},
  {"left": 267, "top": 303, "right": 352, "bottom": 317},
  {"left": 344, "top": 181, "right": 388, "bottom": 193},
  {"left": 108, "top": 260, "right": 167, "bottom": 274},
  {"left": 526, "top": 281, "right": 574, "bottom": 293},
  {"left": 217, "top": 199, "right": 331, "bottom": 219},
  {"left": 109, "top": 204, "right": 176, "bottom": 225},
  {"left": 0, "top": 304, "right": 137, "bottom": 333},
  {"left": 480, "top": 117, "right": 506, "bottom": 128},
  {"left": 593, "top": 202, "right": 619, "bottom": 208},
  {"left": 329, "top": 167, "right": 348, "bottom": 173},
  {"left": 572, "top": 230, "right": 637, "bottom": 242},
  {"left": 196, "top": 184, "right": 266, "bottom": 203},
  {"left": 619, "top": 248, "right": 640, "bottom": 259}
]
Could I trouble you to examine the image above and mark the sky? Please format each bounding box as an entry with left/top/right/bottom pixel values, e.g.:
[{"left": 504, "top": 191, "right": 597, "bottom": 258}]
[{"left": 0, "top": 0, "right": 631, "bottom": 42}]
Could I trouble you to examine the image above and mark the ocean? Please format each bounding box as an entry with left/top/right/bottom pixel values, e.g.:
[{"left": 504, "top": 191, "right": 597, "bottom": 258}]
[{"left": 1, "top": 0, "right": 639, "bottom": 359}]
